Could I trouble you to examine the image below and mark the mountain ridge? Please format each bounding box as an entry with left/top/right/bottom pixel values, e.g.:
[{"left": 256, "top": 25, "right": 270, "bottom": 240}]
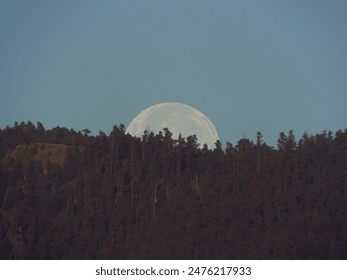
[{"left": 0, "top": 122, "right": 347, "bottom": 259}]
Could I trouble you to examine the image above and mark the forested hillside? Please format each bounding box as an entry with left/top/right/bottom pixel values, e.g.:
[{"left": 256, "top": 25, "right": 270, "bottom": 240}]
[{"left": 1, "top": 122, "right": 347, "bottom": 259}]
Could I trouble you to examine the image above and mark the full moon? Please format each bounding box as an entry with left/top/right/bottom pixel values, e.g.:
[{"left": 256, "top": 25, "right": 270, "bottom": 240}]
[{"left": 126, "top": 102, "right": 219, "bottom": 148}]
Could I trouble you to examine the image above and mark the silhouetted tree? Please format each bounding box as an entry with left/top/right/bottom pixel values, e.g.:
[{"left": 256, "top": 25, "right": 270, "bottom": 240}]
[{"left": 0, "top": 123, "right": 346, "bottom": 260}]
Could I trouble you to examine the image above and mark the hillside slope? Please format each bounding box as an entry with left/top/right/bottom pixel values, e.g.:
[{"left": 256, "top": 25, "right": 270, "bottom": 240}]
[{"left": 1, "top": 123, "right": 347, "bottom": 259}]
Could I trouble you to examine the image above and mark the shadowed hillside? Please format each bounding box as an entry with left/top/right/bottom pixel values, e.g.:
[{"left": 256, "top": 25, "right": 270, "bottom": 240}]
[{"left": 1, "top": 122, "right": 347, "bottom": 259}]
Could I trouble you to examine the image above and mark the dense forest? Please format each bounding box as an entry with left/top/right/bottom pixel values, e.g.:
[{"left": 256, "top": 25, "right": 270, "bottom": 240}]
[{"left": 0, "top": 121, "right": 347, "bottom": 259}]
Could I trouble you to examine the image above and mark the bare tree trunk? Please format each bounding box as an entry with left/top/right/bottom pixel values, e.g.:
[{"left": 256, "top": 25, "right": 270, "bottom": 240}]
[
  {"left": 130, "top": 178, "right": 134, "bottom": 207},
  {"left": 237, "top": 152, "right": 240, "bottom": 174},
  {"left": 166, "top": 183, "right": 170, "bottom": 207},
  {"left": 257, "top": 151, "right": 261, "bottom": 175},
  {"left": 152, "top": 183, "right": 158, "bottom": 221}
]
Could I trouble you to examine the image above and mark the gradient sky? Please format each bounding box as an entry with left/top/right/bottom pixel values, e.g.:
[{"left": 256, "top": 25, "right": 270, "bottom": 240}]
[{"left": 1, "top": 0, "right": 346, "bottom": 146}]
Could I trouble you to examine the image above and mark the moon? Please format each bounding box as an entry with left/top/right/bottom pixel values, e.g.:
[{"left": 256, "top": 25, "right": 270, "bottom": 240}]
[{"left": 126, "top": 102, "right": 219, "bottom": 148}]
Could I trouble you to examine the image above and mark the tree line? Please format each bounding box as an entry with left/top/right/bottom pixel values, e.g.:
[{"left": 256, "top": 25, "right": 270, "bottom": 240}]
[{"left": 0, "top": 121, "right": 347, "bottom": 259}]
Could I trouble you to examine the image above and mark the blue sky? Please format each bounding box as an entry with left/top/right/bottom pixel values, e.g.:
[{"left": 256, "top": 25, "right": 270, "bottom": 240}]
[{"left": 1, "top": 0, "right": 346, "bottom": 146}]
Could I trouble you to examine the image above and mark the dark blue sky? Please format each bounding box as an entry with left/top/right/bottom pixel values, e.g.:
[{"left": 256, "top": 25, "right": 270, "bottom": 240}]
[{"left": 1, "top": 0, "right": 346, "bottom": 146}]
